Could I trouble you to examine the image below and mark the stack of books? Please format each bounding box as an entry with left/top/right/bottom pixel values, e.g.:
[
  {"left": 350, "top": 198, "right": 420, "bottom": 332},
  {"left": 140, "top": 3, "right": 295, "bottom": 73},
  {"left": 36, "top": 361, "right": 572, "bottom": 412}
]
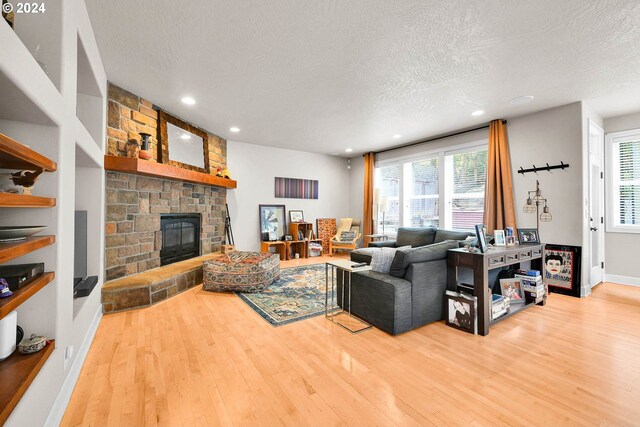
[
  {"left": 492, "top": 294, "right": 508, "bottom": 320},
  {"left": 516, "top": 269, "right": 545, "bottom": 304}
]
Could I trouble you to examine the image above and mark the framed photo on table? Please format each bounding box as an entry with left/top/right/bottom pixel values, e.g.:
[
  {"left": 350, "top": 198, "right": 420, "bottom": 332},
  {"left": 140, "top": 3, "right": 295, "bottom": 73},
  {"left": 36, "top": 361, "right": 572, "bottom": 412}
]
[
  {"left": 289, "top": 210, "right": 304, "bottom": 223},
  {"left": 518, "top": 228, "right": 540, "bottom": 244},
  {"left": 259, "top": 204, "right": 286, "bottom": 241},
  {"left": 475, "top": 224, "right": 488, "bottom": 253},
  {"left": 494, "top": 230, "right": 506, "bottom": 246},
  {"left": 500, "top": 278, "right": 524, "bottom": 301}
]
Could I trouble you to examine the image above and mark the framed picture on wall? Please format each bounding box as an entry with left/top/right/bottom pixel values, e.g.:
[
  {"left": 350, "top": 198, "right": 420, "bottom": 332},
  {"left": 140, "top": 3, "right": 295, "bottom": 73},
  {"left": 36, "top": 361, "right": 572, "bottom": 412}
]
[{"left": 259, "top": 205, "right": 286, "bottom": 241}]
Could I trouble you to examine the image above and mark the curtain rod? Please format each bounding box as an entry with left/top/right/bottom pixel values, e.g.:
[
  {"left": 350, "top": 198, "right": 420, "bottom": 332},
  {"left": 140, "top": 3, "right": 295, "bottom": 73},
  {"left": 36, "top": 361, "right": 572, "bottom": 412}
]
[{"left": 366, "top": 119, "right": 507, "bottom": 156}]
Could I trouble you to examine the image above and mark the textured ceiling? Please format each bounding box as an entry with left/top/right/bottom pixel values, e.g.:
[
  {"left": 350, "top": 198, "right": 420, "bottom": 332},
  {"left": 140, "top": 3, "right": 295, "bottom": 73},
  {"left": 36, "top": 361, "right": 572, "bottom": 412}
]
[{"left": 86, "top": 0, "right": 640, "bottom": 155}]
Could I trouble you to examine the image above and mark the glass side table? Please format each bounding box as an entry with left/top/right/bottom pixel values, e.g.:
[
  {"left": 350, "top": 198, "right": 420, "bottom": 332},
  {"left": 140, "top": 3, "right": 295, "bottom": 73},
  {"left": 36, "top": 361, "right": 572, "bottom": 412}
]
[
  {"left": 365, "top": 234, "right": 388, "bottom": 241},
  {"left": 325, "top": 259, "right": 372, "bottom": 334}
]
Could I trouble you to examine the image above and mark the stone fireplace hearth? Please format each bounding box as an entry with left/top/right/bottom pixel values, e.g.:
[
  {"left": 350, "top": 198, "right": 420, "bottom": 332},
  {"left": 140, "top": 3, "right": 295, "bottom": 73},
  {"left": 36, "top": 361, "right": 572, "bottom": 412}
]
[{"left": 105, "top": 172, "right": 226, "bottom": 281}]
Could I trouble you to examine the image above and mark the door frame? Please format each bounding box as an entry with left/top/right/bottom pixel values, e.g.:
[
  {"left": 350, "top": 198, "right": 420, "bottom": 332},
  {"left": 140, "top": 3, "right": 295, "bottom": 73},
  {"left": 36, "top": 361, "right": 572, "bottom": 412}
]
[{"left": 588, "top": 119, "right": 605, "bottom": 289}]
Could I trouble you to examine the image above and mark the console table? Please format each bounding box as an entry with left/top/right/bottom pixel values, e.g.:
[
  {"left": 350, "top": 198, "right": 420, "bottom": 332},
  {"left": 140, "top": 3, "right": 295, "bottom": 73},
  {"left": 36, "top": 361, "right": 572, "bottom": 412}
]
[{"left": 447, "top": 244, "right": 545, "bottom": 336}]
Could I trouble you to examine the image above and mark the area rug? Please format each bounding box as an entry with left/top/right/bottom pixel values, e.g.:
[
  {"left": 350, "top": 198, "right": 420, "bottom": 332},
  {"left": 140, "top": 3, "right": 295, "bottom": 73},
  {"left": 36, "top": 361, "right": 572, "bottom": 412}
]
[{"left": 236, "top": 264, "right": 337, "bottom": 326}]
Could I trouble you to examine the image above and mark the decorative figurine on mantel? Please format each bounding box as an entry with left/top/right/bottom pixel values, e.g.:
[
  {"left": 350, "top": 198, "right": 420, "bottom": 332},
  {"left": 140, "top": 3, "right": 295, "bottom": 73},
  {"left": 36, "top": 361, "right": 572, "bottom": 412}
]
[
  {"left": 126, "top": 139, "right": 140, "bottom": 158},
  {"left": 138, "top": 132, "right": 152, "bottom": 160}
]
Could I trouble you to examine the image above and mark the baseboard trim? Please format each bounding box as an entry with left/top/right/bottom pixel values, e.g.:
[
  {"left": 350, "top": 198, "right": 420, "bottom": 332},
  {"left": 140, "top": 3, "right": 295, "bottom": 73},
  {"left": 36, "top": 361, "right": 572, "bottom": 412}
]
[
  {"left": 44, "top": 305, "right": 102, "bottom": 427},
  {"left": 604, "top": 274, "right": 640, "bottom": 287}
]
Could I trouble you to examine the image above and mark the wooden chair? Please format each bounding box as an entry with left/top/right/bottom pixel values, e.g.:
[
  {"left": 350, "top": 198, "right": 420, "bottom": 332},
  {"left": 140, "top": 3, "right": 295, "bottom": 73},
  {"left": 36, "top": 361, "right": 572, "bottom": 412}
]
[{"left": 329, "top": 219, "right": 361, "bottom": 256}]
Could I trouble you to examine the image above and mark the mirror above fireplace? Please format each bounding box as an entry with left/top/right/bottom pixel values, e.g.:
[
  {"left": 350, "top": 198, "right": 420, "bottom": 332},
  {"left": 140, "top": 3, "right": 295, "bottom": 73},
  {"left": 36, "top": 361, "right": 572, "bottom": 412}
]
[{"left": 159, "top": 111, "right": 210, "bottom": 173}]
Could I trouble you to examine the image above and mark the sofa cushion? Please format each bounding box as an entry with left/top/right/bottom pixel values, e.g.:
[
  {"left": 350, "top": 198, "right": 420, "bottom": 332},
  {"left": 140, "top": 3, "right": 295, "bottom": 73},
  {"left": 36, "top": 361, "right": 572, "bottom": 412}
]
[
  {"left": 389, "top": 240, "right": 459, "bottom": 278},
  {"left": 396, "top": 227, "right": 436, "bottom": 248},
  {"left": 434, "top": 229, "right": 474, "bottom": 244},
  {"left": 370, "top": 246, "right": 410, "bottom": 274}
]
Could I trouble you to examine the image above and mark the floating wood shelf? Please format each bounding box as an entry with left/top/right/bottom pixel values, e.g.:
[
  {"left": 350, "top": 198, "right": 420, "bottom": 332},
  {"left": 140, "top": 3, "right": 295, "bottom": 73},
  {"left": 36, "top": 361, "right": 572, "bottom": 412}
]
[
  {"left": 0, "top": 133, "right": 57, "bottom": 172},
  {"left": 0, "top": 340, "right": 55, "bottom": 426},
  {"left": 0, "top": 272, "right": 55, "bottom": 320},
  {"left": 0, "top": 193, "right": 56, "bottom": 208},
  {"left": 104, "top": 155, "right": 237, "bottom": 189},
  {"left": 0, "top": 235, "right": 55, "bottom": 264}
]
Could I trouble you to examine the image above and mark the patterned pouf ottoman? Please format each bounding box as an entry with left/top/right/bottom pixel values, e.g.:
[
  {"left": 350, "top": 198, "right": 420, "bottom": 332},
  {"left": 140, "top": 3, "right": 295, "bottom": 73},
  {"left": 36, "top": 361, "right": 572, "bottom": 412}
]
[{"left": 203, "top": 251, "right": 280, "bottom": 293}]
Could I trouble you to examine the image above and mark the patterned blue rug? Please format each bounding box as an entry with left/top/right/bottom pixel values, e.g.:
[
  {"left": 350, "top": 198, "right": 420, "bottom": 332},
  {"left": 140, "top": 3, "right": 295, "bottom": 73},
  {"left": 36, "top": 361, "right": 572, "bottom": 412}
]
[{"left": 236, "top": 264, "right": 338, "bottom": 326}]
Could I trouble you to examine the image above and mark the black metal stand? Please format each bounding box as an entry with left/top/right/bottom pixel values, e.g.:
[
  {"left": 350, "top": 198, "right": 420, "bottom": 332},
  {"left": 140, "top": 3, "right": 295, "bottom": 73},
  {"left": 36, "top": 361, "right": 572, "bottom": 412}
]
[{"left": 224, "top": 204, "right": 234, "bottom": 245}]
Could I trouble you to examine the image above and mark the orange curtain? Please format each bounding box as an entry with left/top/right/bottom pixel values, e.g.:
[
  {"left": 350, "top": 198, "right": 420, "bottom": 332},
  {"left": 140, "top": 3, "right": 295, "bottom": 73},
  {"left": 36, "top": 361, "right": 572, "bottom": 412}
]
[
  {"left": 483, "top": 120, "right": 516, "bottom": 233},
  {"left": 363, "top": 152, "right": 375, "bottom": 246}
]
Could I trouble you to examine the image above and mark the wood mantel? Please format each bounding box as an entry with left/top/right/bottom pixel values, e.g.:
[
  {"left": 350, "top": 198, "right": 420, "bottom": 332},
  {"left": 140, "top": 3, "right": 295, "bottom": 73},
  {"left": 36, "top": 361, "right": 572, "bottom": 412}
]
[{"left": 104, "top": 156, "right": 237, "bottom": 189}]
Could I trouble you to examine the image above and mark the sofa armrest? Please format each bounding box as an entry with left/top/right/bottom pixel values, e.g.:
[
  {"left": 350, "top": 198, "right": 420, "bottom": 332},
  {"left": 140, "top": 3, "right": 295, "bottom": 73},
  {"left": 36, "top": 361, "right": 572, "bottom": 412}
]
[
  {"left": 338, "top": 270, "right": 412, "bottom": 335},
  {"left": 368, "top": 240, "right": 396, "bottom": 248},
  {"left": 404, "top": 259, "right": 448, "bottom": 326}
]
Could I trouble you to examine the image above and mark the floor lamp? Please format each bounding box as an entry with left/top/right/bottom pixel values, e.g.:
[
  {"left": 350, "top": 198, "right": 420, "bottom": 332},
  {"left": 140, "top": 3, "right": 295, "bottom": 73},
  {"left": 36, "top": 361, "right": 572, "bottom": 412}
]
[
  {"left": 379, "top": 195, "right": 389, "bottom": 235},
  {"left": 372, "top": 188, "right": 380, "bottom": 235}
]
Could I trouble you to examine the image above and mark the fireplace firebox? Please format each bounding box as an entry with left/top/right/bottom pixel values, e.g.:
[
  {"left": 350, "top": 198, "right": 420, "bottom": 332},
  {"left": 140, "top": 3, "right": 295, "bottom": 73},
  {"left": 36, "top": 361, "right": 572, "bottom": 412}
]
[{"left": 160, "top": 214, "right": 201, "bottom": 266}]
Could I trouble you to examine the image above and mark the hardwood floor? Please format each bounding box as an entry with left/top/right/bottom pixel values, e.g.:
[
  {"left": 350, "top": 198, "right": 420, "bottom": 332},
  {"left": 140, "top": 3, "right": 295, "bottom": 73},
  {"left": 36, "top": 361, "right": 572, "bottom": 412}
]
[{"left": 62, "top": 266, "right": 640, "bottom": 426}]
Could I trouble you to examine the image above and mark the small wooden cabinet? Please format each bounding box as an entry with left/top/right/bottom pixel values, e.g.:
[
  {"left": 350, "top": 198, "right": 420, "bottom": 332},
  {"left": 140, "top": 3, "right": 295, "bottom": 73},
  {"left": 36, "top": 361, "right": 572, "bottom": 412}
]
[
  {"left": 260, "top": 241, "right": 286, "bottom": 261},
  {"left": 259, "top": 222, "right": 324, "bottom": 260}
]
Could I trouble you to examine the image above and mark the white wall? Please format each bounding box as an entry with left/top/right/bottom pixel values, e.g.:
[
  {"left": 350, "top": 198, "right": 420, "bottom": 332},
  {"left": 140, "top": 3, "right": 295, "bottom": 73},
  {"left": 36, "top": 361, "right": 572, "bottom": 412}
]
[
  {"left": 227, "top": 141, "right": 351, "bottom": 251},
  {"left": 603, "top": 111, "right": 640, "bottom": 281}
]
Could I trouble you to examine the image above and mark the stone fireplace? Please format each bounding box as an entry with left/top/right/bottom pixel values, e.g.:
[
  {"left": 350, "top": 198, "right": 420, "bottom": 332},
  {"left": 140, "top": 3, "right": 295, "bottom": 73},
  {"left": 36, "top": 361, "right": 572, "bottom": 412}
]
[
  {"left": 105, "top": 172, "right": 226, "bottom": 281},
  {"left": 104, "top": 83, "right": 229, "bottom": 283}
]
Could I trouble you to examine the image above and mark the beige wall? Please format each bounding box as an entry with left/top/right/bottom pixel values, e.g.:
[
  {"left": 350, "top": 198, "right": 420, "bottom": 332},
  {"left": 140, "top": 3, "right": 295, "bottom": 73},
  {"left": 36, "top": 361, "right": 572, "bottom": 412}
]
[
  {"left": 348, "top": 102, "right": 595, "bottom": 293},
  {"left": 509, "top": 103, "right": 584, "bottom": 246},
  {"left": 603, "top": 112, "right": 640, "bottom": 280}
]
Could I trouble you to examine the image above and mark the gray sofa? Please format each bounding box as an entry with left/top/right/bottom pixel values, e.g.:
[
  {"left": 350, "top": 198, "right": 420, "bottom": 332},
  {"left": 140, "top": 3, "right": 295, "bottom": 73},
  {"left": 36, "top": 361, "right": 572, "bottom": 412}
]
[
  {"left": 340, "top": 227, "right": 473, "bottom": 335},
  {"left": 351, "top": 227, "right": 472, "bottom": 264}
]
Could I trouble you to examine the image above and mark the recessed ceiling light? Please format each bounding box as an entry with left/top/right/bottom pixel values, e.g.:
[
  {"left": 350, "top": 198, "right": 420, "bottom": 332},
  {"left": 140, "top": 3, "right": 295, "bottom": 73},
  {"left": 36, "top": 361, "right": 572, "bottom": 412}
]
[
  {"left": 472, "top": 110, "right": 485, "bottom": 116},
  {"left": 229, "top": 127, "right": 240, "bottom": 133},
  {"left": 510, "top": 95, "right": 534, "bottom": 105},
  {"left": 180, "top": 133, "right": 191, "bottom": 140},
  {"left": 345, "top": 148, "right": 353, "bottom": 153},
  {"left": 181, "top": 96, "right": 196, "bottom": 105},
  {"left": 393, "top": 134, "right": 402, "bottom": 139}
]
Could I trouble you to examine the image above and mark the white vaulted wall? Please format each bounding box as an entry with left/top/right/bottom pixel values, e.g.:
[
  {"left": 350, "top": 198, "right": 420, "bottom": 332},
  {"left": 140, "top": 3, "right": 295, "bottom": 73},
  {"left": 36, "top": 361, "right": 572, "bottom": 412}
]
[{"left": 227, "top": 141, "right": 350, "bottom": 251}]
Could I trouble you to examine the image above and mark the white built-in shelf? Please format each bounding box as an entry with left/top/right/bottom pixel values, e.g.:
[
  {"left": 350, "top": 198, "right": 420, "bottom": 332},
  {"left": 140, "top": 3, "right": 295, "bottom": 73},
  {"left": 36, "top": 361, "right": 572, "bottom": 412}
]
[{"left": 0, "top": 20, "right": 64, "bottom": 126}]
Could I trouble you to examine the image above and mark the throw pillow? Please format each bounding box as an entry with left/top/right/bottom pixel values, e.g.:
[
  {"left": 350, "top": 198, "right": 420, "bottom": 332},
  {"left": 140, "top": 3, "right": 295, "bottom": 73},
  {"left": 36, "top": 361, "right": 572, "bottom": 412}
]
[
  {"left": 340, "top": 230, "right": 356, "bottom": 241},
  {"left": 369, "top": 245, "right": 411, "bottom": 274},
  {"left": 389, "top": 240, "right": 460, "bottom": 278}
]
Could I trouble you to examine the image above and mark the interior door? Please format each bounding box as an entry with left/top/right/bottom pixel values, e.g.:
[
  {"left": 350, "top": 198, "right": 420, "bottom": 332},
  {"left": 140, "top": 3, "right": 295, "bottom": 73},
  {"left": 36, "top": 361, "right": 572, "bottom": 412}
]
[{"left": 588, "top": 119, "right": 605, "bottom": 289}]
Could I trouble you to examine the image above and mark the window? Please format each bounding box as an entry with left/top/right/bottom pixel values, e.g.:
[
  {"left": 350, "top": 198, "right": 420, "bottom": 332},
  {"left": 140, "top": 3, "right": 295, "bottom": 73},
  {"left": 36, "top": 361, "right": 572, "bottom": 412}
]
[
  {"left": 407, "top": 157, "right": 440, "bottom": 228},
  {"left": 607, "top": 129, "right": 640, "bottom": 233},
  {"left": 374, "top": 142, "right": 487, "bottom": 234},
  {"left": 375, "top": 164, "right": 401, "bottom": 234},
  {"left": 446, "top": 149, "right": 487, "bottom": 230}
]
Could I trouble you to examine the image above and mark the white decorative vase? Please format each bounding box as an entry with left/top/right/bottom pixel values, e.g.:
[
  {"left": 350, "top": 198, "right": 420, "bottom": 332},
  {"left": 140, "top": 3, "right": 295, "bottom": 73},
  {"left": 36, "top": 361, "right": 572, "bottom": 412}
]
[{"left": 0, "top": 310, "right": 17, "bottom": 360}]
